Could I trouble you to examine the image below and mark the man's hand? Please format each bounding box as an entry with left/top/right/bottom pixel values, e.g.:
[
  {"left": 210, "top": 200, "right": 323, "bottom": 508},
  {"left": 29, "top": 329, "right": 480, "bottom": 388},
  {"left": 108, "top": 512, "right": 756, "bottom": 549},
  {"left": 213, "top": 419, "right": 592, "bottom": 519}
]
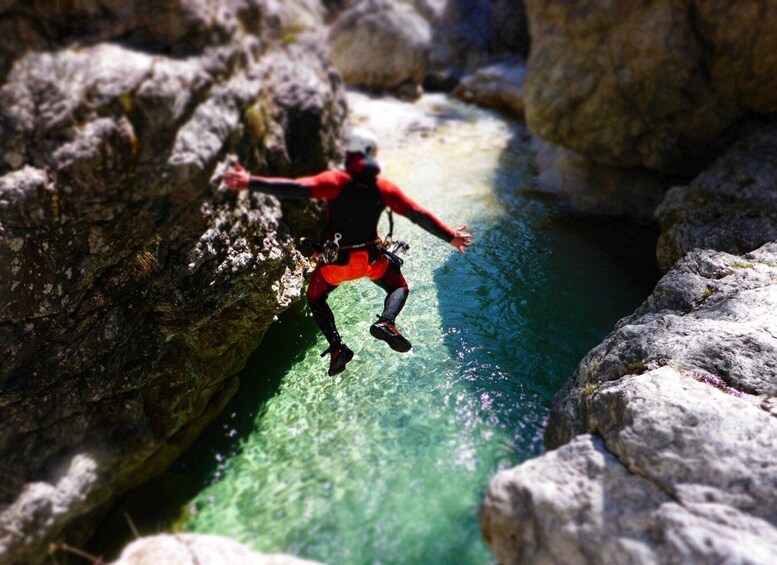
[
  {"left": 450, "top": 225, "right": 472, "bottom": 254},
  {"left": 223, "top": 162, "right": 250, "bottom": 191}
]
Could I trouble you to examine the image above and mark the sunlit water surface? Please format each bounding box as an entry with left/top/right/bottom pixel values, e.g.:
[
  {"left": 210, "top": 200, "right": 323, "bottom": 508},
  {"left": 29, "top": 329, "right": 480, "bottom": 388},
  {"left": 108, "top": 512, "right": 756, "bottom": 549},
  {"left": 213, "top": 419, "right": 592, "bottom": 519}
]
[{"left": 130, "top": 94, "right": 657, "bottom": 564}]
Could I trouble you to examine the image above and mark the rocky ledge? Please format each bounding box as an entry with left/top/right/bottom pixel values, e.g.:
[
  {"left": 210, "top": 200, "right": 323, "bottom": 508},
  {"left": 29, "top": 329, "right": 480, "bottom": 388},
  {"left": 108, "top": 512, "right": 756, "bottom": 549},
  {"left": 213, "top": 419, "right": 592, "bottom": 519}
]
[
  {"left": 0, "top": 1, "right": 344, "bottom": 562},
  {"left": 481, "top": 241, "right": 777, "bottom": 562}
]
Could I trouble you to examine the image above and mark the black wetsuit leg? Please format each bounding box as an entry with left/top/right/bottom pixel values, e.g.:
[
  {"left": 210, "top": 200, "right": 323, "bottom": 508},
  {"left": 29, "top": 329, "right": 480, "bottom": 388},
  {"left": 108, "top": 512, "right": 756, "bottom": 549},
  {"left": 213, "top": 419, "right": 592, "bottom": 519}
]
[
  {"left": 307, "top": 268, "right": 341, "bottom": 346},
  {"left": 372, "top": 264, "right": 409, "bottom": 323}
]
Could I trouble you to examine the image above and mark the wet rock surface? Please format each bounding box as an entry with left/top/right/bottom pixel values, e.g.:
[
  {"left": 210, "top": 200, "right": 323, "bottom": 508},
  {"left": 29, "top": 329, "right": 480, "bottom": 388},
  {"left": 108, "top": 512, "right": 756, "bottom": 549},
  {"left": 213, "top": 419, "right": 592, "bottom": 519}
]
[
  {"left": 524, "top": 0, "right": 777, "bottom": 171},
  {"left": 482, "top": 243, "right": 777, "bottom": 563},
  {"left": 0, "top": 1, "right": 344, "bottom": 562}
]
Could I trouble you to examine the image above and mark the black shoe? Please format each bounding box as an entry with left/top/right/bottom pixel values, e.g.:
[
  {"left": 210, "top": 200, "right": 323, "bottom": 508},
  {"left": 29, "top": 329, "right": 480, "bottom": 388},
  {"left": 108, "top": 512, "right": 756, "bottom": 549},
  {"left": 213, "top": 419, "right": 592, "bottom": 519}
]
[
  {"left": 321, "top": 343, "right": 354, "bottom": 376},
  {"left": 370, "top": 317, "right": 412, "bottom": 353}
]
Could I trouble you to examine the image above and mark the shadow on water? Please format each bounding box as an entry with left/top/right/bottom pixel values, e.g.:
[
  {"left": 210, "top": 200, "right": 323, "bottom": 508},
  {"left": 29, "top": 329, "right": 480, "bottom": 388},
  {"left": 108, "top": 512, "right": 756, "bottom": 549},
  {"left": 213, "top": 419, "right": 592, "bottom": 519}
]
[
  {"left": 87, "top": 301, "right": 320, "bottom": 560},
  {"left": 433, "top": 128, "right": 660, "bottom": 459}
]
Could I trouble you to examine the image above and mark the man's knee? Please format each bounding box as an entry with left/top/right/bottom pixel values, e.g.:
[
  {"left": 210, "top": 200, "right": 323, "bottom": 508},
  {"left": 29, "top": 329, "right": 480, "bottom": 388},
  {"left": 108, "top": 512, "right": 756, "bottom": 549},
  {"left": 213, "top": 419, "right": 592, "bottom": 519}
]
[
  {"left": 381, "top": 267, "right": 409, "bottom": 292},
  {"left": 307, "top": 270, "right": 334, "bottom": 303}
]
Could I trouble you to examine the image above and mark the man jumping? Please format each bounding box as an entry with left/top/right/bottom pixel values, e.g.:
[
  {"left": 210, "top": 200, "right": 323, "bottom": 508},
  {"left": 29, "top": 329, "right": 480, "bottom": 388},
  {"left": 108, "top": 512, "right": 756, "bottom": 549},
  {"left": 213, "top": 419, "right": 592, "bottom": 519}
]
[{"left": 224, "top": 129, "right": 471, "bottom": 376}]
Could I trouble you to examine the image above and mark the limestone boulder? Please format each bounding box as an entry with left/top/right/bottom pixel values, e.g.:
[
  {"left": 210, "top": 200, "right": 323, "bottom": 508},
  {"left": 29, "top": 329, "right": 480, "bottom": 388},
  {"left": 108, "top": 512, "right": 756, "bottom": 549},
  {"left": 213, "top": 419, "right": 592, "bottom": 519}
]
[
  {"left": 656, "top": 125, "right": 777, "bottom": 272},
  {"left": 322, "top": 0, "right": 444, "bottom": 24},
  {"left": 111, "top": 534, "right": 322, "bottom": 565},
  {"left": 453, "top": 61, "right": 527, "bottom": 117},
  {"left": 0, "top": 1, "right": 345, "bottom": 562},
  {"left": 483, "top": 242, "right": 777, "bottom": 563},
  {"left": 483, "top": 432, "right": 777, "bottom": 565},
  {"left": 329, "top": 0, "right": 431, "bottom": 95},
  {"left": 524, "top": 0, "right": 777, "bottom": 171}
]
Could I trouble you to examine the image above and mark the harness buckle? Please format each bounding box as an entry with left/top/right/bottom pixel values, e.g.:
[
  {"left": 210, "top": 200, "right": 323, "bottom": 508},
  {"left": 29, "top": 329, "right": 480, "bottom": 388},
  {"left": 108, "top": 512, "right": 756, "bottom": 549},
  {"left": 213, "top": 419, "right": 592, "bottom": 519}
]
[
  {"left": 379, "top": 237, "right": 410, "bottom": 267},
  {"left": 317, "top": 232, "right": 342, "bottom": 265}
]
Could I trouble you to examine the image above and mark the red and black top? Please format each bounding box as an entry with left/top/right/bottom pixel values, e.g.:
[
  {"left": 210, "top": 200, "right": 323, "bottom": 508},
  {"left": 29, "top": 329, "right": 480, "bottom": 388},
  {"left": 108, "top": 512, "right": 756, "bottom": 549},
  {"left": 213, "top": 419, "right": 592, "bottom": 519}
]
[{"left": 248, "top": 170, "right": 455, "bottom": 246}]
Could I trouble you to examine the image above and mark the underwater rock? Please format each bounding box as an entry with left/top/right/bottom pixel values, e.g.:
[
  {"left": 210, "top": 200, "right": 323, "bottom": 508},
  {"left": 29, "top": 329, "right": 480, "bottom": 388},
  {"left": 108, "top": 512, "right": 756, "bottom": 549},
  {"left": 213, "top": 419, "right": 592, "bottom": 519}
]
[
  {"left": 0, "top": 0, "right": 345, "bottom": 562},
  {"left": 524, "top": 0, "right": 777, "bottom": 171},
  {"left": 482, "top": 242, "right": 777, "bottom": 563}
]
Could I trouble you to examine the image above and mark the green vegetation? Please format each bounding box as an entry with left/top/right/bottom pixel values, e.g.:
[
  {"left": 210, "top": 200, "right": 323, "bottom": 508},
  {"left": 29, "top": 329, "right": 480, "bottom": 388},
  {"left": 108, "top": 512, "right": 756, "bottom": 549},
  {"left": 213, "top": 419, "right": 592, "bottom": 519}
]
[
  {"left": 626, "top": 358, "right": 647, "bottom": 375},
  {"left": 244, "top": 102, "right": 269, "bottom": 143}
]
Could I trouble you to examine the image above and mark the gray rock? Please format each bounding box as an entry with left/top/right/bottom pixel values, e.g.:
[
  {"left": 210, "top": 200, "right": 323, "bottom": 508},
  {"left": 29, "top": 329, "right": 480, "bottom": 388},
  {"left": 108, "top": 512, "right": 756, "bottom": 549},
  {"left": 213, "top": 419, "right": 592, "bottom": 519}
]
[
  {"left": 0, "top": 1, "right": 344, "bottom": 562},
  {"left": 532, "top": 137, "right": 667, "bottom": 222},
  {"left": 428, "top": 0, "right": 529, "bottom": 81},
  {"left": 656, "top": 126, "right": 777, "bottom": 272},
  {"left": 482, "top": 433, "right": 777, "bottom": 565},
  {"left": 453, "top": 61, "right": 527, "bottom": 117},
  {"left": 483, "top": 243, "right": 777, "bottom": 563},
  {"left": 523, "top": 0, "right": 777, "bottom": 171},
  {"left": 322, "top": 0, "right": 444, "bottom": 24},
  {"left": 111, "top": 533, "right": 322, "bottom": 565},
  {"left": 329, "top": 0, "right": 431, "bottom": 94}
]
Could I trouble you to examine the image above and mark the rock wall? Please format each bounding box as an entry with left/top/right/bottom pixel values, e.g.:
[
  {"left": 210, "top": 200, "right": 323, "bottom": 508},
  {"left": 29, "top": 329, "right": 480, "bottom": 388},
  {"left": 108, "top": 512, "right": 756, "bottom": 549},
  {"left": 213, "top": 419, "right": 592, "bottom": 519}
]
[
  {"left": 482, "top": 3, "right": 777, "bottom": 562},
  {"left": 328, "top": 0, "right": 432, "bottom": 97},
  {"left": 524, "top": 0, "right": 777, "bottom": 172},
  {"left": 0, "top": 1, "right": 345, "bottom": 562},
  {"left": 482, "top": 243, "right": 777, "bottom": 563}
]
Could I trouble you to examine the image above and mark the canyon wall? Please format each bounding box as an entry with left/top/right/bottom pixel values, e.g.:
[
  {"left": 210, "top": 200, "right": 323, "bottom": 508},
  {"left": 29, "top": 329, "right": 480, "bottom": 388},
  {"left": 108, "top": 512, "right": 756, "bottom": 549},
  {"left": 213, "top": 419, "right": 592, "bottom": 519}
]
[
  {"left": 0, "top": 1, "right": 345, "bottom": 562},
  {"left": 524, "top": 0, "right": 777, "bottom": 173},
  {"left": 482, "top": 1, "right": 777, "bottom": 563}
]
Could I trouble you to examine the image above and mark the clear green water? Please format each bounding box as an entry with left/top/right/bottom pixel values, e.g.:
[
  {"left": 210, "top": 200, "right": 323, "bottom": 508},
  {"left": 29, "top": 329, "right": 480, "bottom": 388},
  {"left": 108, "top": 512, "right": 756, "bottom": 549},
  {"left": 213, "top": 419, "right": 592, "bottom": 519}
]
[{"left": 105, "top": 96, "right": 658, "bottom": 563}]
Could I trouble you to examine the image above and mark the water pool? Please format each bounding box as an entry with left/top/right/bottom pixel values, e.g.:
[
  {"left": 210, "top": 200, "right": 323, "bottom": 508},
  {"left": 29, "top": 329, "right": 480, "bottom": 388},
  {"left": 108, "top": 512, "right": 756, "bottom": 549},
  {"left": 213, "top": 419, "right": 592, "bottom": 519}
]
[{"left": 105, "top": 94, "right": 658, "bottom": 564}]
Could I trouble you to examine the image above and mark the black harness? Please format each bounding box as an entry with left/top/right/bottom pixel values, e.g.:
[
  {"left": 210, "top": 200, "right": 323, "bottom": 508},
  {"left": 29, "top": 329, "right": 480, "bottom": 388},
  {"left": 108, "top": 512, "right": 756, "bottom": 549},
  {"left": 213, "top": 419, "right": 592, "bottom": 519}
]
[{"left": 316, "top": 176, "right": 410, "bottom": 267}]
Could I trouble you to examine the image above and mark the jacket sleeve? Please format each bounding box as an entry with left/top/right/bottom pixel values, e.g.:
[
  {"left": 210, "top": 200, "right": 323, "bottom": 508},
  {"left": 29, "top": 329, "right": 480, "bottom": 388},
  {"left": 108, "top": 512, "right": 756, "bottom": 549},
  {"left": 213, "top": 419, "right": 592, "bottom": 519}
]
[
  {"left": 248, "top": 170, "right": 345, "bottom": 200},
  {"left": 378, "top": 179, "right": 455, "bottom": 242}
]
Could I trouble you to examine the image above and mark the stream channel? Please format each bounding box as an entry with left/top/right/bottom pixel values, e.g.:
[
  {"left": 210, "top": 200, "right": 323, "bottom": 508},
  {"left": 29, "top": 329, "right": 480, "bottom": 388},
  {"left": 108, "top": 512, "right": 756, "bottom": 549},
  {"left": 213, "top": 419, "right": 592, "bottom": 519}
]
[{"left": 98, "top": 92, "right": 659, "bottom": 563}]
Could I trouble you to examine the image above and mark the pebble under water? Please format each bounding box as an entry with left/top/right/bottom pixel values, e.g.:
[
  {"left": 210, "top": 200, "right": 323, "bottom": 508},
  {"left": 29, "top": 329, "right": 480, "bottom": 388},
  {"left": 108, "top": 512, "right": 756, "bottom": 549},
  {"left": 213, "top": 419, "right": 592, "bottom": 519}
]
[{"left": 113, "top": 94, "right": 659, "bottom": 564}]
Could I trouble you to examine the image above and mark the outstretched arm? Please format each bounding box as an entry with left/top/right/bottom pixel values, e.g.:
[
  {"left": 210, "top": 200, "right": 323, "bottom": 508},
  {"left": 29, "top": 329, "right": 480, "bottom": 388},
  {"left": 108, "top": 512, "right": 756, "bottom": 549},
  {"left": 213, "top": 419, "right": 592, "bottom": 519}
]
[
  {"left": 223, "top": 163, "right": 344, "bottom": 200},
  {"left": 224, "top": 163, "right": 312, "bottom": 199},
  {"left": 380, "top": 179, "right": 472, "bottom": 253}
]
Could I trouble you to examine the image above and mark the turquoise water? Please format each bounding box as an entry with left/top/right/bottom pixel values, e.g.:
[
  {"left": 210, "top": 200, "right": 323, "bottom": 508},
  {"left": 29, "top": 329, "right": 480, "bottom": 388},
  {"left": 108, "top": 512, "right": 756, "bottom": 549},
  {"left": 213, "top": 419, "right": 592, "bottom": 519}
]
[{"left": 124, "top": 97, "right": 658, "bottom": 563}]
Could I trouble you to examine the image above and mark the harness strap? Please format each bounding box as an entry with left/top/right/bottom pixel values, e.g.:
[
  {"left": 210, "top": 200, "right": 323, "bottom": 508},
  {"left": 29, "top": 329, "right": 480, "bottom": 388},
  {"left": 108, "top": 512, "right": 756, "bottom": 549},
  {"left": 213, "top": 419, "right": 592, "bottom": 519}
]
[
  {"left": 387, "top": 209, "right": 395, "bottom": 239},
  {"left": 338, "top": 238, "right": 382, "bottom": 250}
]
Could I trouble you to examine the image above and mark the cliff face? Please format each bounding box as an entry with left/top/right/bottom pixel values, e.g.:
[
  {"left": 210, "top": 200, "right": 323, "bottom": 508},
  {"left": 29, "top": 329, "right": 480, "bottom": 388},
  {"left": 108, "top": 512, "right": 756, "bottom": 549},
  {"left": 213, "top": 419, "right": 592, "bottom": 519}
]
[
  {"left": 481, "top": 1, "right": 777, "bottom": 562},
  {"left": 0, "top": 1, "right": 345, "bottom": 562},
  {"left": 524, "top": 0, "right": 777, "bottom": 172}
]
